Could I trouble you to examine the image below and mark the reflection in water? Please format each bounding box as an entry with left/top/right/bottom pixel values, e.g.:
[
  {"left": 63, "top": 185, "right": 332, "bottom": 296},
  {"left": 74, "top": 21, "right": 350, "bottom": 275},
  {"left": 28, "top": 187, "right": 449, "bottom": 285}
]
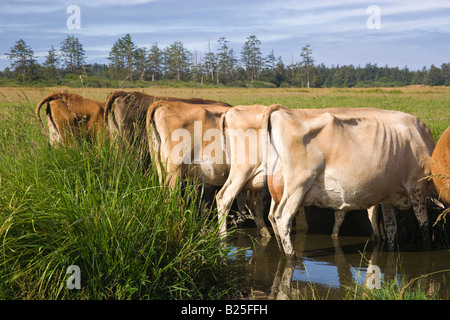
[{"left": 231, "top": 226, "right": 450, "bottom": 300}]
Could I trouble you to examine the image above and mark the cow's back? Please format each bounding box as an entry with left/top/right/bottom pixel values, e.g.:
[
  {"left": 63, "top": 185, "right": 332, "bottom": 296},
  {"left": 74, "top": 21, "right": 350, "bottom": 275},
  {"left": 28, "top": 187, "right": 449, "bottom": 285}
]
[{"left": 269, "top": 107, "right": 435, "bottom": 210}]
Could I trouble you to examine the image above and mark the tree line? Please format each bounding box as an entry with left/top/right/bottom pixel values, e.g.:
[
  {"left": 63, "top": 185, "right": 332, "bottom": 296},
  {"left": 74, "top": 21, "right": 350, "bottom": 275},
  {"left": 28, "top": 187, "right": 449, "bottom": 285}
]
[{"left": 3, "top": 34, "right": 450, "bottom": 88}]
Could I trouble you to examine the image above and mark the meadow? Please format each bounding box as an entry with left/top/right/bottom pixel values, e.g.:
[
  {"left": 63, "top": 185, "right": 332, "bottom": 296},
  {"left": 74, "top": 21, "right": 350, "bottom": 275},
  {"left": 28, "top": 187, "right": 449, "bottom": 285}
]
[{"left": 0, "top": 86, "right": 448, "bottom": 300}]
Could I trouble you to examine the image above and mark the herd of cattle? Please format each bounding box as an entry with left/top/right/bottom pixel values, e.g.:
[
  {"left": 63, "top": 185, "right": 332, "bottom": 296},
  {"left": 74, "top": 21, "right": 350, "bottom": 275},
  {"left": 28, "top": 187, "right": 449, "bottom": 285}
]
[{"left": 34, "top": 91, "right": 449, "bottom": 257}]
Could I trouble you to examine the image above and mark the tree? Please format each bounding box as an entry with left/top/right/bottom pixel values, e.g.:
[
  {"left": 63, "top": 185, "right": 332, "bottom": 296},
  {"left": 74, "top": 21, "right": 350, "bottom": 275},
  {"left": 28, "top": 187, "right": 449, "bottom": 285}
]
[
  {"left": 241, "top": 35, "right": 262, "bottom": 84},
  {"left": 108, "top": 34, "right": 137, "bottom": 81},
  {"left": 164, "top": 41, "right": 191, "bottom": 82},
  {"left": 441, "top": 63, "right": 450, "bottom": 86},
  {"left": 426, "top": 65, "right": 443, "bottom": 86},
  {"left": 216, "top": 37, "right": 236, "bottom": 84},
  {"left": 60, "top": 35, "right": 85, "bottom": 74},
  {"left": 261, "top": 50, "right": 277, "bottom": 84},
  {"left": 148, "top": 43, "right": 164, "bottom": 81},
  {"left": 203, "top": 39, "right": 216, "bottom": 83},
  {"left": 43, "top": 45, "right": 60, "bottom": 80},
  {"left": 300, "top": 45, "right": 314, "bottom": 88},
  {"left": 134, "top": 47, "right": 148, "bottom": 81},
  {"left": 5, "top": 39, "right": 36, "bottom": 82},
  {"left": 273, "top": 56, "right": 287, "bottom": 87}
]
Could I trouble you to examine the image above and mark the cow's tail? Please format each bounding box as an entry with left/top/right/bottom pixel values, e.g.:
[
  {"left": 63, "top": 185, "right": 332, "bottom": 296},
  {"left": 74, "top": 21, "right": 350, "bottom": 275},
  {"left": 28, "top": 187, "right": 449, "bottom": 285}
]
[
  {"left": 220, "top": 110, "right": 230, "bottom": 165},
  {"left": 261, "top": 104, "right": 286, "bottom": 176},
  {"left": 146, "top": 101, "right": 164, "bottom": 177},
  {"left": 35, "top": 92, "right": 67, "bottom": 140},
  {"left": 104, "top": 91, "right": 128, "bottom": 133}
]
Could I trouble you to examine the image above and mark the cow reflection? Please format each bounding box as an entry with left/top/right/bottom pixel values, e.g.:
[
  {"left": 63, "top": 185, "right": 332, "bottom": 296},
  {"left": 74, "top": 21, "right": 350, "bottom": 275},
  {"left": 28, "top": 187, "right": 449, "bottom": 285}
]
[{"left": 239, "top": 232, "right": 449, "bottom": 300}]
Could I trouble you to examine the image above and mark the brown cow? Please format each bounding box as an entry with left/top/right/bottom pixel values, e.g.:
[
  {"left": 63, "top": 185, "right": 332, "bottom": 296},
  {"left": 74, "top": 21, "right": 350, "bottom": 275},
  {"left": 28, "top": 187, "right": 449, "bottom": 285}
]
[
  {"left": 104, "top": 91, "right": 231, "bottom": 166},
  {"left": 146, "top": 100, "right": 231, "bottom": 188},
  {"left": 35, "top": 92, "right": 105, "bottom": 146},
  {"left": 431, "top": 126, "right": 450, "bottom": 205},
  {"left": 146, "top": 100, "right": 268, "bottom": 235}
]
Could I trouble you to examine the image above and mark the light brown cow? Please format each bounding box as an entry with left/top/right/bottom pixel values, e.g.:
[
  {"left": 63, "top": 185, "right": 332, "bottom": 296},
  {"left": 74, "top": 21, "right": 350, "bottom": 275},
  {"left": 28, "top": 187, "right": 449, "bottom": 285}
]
[
  {"left": 146, "top": 100, "right": 231, "bottom": 188},
  {"left": 36, "top": 92, "right": 105, "bottom": 146},
  {"left": 105, "top": 91, "right": 231, "bottom": 166},
  {"left": 431, "top": 126, "right": 450, "bottom": 205},
  {"left": 264, "top": 106, "right": 436, "bottom": 257},
  {"left": 215, "top": 105, "right": 276, "bottom": 238},
  {"left": 216, "top": 105, "right": 381, "bottom": 241},
  {"left": 145, "top": 100, "right": 269, "bottom": 236}
]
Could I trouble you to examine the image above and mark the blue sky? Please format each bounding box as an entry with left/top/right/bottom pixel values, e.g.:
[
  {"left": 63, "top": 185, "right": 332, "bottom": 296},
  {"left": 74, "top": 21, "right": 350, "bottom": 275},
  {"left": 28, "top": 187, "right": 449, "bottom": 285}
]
[{"left": 1, "top": 0, "right": 449, "bottom": 71}]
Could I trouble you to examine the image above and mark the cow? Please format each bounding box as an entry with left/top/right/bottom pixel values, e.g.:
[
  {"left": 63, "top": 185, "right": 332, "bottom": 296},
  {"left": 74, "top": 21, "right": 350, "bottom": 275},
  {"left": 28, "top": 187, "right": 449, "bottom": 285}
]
[
  {"left": 145, "top": 100, "right": 270, "bottom": 237},
  {"left": 264, "top": 106, "right": 436, "bottom": 257},
  {"left": 214, "top": 105, "right": 278, "bottom": 238},
  {"left": 104, "top": 90, "right": 231, "bottom": 167},
  {"left": 35, "top": 92, "right": 105, "bottom": 146},
  {"left": 146, "top": 100, "right": 231, "bottom": 188},
  {"left": 215, "top": 105, "right": 382, "bottom": 242},
  {"left": 431, "top": 126, "right": 450, "bottom": 205}
]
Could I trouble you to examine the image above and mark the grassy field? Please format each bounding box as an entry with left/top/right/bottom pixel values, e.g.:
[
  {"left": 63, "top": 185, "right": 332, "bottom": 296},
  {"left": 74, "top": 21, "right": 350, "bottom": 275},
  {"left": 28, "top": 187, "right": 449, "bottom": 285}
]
[
  {"left": 1, "top": 85, "right": 448, "bottom": 139},
  {"left": 0, "top": 86, "right": 448, "bottom": 300}
]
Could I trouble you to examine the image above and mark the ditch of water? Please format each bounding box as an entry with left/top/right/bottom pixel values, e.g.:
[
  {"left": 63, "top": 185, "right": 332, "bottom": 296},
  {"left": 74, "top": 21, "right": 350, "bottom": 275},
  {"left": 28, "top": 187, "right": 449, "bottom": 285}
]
[{"left": 230, "top": 209, "right": 450, "bottom": 300}]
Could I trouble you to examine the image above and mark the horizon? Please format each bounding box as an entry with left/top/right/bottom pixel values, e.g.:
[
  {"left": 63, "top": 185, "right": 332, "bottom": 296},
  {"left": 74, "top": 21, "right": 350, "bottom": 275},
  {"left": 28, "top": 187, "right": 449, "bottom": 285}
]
[{"left": 1, "top": 1, "right": 449, "bottom": 72}]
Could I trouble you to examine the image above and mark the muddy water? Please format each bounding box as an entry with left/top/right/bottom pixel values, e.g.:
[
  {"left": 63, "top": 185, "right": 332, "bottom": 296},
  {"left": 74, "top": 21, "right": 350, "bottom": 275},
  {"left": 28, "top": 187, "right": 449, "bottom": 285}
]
[{"left": 231, "top": 223, "right": 450, "bottom": 300}]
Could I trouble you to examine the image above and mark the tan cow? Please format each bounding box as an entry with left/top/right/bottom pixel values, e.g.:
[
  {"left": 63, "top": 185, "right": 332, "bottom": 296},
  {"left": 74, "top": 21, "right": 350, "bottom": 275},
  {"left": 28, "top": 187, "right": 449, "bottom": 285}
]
[
  {"left": 215, "top": 105, "right": 277, "bottom": 238},
  {"left": 36, "top": 92, "right": 105, "bottom": 146},
  {"left": 104, "top": 91, "right": 231, "bottom": 166},
  {"left": 145, "top": 100, "right": 269, "bottom": 236},
  {"left": 216, "top": 105, "right": 381, "bottom": 241},
  {"left": 146, "top": 100, "right": 231, "bottom": 187},
  {"left": 264, "top": 106, "right": 436, "bottom": 257},
  {"left": 431, "top": 126, "right": 450, "bottom": 205}
]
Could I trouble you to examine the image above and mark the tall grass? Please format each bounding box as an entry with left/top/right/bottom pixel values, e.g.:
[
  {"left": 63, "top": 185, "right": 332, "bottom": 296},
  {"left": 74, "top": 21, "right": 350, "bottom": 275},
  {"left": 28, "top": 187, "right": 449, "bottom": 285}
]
[{"left": 0, "top": 103, "right": 245, "bottom": 299}]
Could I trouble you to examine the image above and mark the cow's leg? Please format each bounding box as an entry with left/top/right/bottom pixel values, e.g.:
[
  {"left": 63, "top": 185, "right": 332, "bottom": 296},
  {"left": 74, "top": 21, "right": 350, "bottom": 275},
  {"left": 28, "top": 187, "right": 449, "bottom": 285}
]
[
  {"left": 268, "top": 198, "right": 281, "bottom": 245},
  {"left": 166, "top": 165, "right": 183, "bottom": 189},
  {"left": 332, "top": 210, "right": 346, "bottom": 238},
  {"left": 381, "top": 203, "right": 397, "bottom": 250},
  {"left": 367, "top": 205, "right": 381, "bottom": 242},
  {"left": 216, "top": 174, "right": 250, "bottom": 236},
  {"left": 235, "top": 192, "right": 247, "bottom": 228},
  {"left": 245, "top": 190, "right": 271, "bottom": 238},
  {"left": 272, "top": 190, "right": 305, "bottom": 258},
  {"left": 410, "top": 190, "right": 431, "bottom": 249}
]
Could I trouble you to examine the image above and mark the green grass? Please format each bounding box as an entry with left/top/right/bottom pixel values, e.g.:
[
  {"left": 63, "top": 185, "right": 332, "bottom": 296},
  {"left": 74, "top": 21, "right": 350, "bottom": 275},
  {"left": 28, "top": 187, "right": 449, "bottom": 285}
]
[
  {"left": 0, "top": 86, "right": 448, "bottom": 300},
  {"left": 0, "top": 102, "right": 245, "bottom": 299}
]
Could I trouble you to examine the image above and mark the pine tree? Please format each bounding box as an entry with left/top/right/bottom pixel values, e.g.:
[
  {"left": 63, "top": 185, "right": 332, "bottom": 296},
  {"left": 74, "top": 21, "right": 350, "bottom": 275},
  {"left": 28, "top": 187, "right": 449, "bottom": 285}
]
[
  {"left": 60, "top": 35, "right": 85, "bottom": 74},
  {"left": 108, "top": 34, "right": 137, "bottom": 81},
  {"left": 300, "top": 45, "right": 314, "bottom": 88},
  {"left": 148, "top": 43, "right": 164, "bottom": 81},
  {"left": 43, "top": 45, "right": 60, "bottom": 80},
  {"left": 216, "top": 37, "right": 236, "bottom": 84},
  {"left": 240, "top": 35, "right": 262, "bottom": 84},
  {"left": 134, "top": 47, "right": 148, "bottom": 81},
  {"left": 164, "top": 41, "right": 191, "bottom": 82},
  {"left": 5, "top": 39, "right": 36, "bottom": 82}
]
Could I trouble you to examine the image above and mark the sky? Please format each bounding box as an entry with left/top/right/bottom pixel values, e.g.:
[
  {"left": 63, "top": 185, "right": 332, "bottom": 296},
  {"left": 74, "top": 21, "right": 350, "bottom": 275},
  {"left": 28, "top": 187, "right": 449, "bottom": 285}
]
[{"left": 1, "top": 0, "right": 449, "bottom": 71}]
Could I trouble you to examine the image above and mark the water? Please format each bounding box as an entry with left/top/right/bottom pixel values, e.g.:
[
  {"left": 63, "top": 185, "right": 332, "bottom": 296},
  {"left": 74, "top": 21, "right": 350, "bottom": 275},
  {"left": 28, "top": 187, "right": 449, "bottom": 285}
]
[{"left": 231, "top": 225, "right": 450, "bottom": 300}]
